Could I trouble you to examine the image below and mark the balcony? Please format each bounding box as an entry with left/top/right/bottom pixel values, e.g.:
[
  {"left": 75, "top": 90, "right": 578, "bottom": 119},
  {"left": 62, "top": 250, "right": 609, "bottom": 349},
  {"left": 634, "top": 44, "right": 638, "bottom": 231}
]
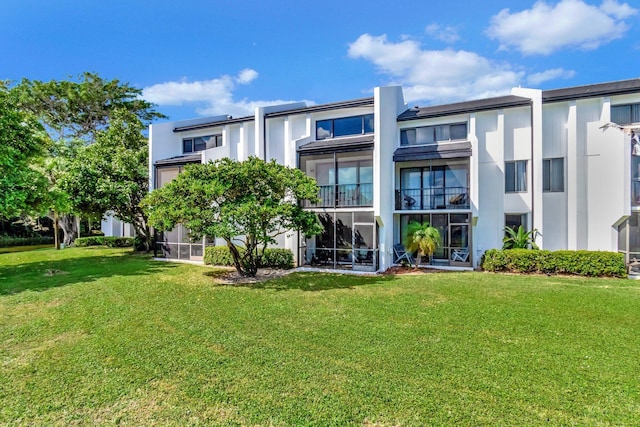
[
  {"left": 305, "top": 183, "right": 373, "bottom": 208},
  {"left": 395, "top": 187, "right": 469, "bottom": 210}
]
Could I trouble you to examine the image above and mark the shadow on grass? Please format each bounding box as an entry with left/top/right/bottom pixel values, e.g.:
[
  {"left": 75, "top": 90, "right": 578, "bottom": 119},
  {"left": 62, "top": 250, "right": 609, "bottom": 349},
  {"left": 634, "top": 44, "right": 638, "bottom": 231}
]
[
  {"left": 205, "top": 271, "right": 396, "bottom": 292},
  {"left": 0, "top": 248, "right": 177, "bottom": 296}
]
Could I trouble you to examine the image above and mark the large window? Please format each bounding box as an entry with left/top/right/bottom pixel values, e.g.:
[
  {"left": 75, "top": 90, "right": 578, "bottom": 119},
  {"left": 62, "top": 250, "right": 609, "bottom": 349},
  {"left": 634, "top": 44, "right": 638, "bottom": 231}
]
[
  {"left": 543, "top": 158, "right": 564, "bottom": 192},
  {"left": 399, "top": 212, "right": 471, "bottom": 264},
  {"left": 183, "top": 134, "right": 222, "bottom": 153},
  {"left": 397, "top": 162, "right": 469, "bottom": 210},
  {"left": 400, "top": 123, "right": 467, "bottom": 146},
  {"left": 612, "top": 103, "right": 640, "bottom": 125},
  {"left": 316, "top": 114, "right": 374, "bottom": 140},
  {"left": 505, "top": 160, "right": 527, "bottom": 193},
  {"left": 302, "top": 211, "right": 377, "bottom": 271},
  {"left": 299, "top": 150, "right": 373, "bottom": 207}
]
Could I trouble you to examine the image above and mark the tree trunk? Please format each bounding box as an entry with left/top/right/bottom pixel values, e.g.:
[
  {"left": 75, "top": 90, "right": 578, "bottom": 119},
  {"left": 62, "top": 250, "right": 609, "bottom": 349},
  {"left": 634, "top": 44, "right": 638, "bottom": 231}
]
[
  {"left": 54, "top": 210, "right": 60, "bottom": 250},
  {"left": 226, "top": 239, "right": 252, "bottom": 277},
  {"left": 59, "top": 214, "right": 78, "bottom": 246}
]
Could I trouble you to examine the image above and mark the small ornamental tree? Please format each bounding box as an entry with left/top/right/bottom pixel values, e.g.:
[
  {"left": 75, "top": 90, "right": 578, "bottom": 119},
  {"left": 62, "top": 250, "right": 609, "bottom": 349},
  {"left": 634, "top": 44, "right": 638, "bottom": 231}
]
[
  {"left": 143, "top": 157, "right": 322, "bottom": 277},
  {"left": 404, "top": 221, "right": 441, "bottom": 268}
]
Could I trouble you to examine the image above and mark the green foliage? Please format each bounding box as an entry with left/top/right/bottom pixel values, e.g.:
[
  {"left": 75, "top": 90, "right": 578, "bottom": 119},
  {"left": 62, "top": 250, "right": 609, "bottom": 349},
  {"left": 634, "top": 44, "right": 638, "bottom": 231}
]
[
  {"left": 203, "top": 246, "right": 239, "bottom": 266},
  {"left": 13, "top": 72, "right": 165, "bottom": 142},
  {"left": 204, "top": 246, "right": 294, "bottom": 269},
  {"left": 0, "top": 85, "right": 48, "bottom": 218},
  {"left": 73, "top": 236, "right": 134, "bottom": 248},
  {"left": 0, "top": 235, "right": 53, "bottom": 248},
  {"left": 403, "top": 221, "right": 441, "bottom": 267},
  {"left": 481, "top": 248, "right": 626, "bottom": 277},
  {"left": 62, "top": 109, "right": 152, "bottom": 250},
  {"left": 11, "top": 73, "right": 164, "bottom": 246},
  {"left": 502, "top": 225, "right": 540, "bottom": 249},
  {"left": 261, "top": 248, "right": 295, "bottom": 269},
  {"left": 144, "top": 157, "right": 321, "bottom": 277}
]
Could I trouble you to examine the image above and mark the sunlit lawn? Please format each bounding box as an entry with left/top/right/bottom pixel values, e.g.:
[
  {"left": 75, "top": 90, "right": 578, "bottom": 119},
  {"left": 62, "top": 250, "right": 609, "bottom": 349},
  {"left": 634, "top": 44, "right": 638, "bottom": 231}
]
[{"left": 1, "top": 247, "right": 639, "bottom": 425}]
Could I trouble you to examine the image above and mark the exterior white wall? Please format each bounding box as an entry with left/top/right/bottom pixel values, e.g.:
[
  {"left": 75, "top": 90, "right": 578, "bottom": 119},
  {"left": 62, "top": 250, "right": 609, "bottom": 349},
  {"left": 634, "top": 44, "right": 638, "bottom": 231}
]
[
  {"left": 475, "top": 110, "right": 504, "bottom": 258},
  {"left": 147, "top": 81, "right": 640, "bottom": 269},
  {"left": 375, "top": 86, "right": 405, "bottom": 271}
]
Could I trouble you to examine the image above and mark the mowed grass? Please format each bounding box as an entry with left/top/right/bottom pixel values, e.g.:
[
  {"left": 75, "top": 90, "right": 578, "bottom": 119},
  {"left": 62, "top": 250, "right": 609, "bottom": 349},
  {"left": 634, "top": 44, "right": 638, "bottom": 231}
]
[{"left": 1, "top": 248, "right": 639, "bottom": 426}]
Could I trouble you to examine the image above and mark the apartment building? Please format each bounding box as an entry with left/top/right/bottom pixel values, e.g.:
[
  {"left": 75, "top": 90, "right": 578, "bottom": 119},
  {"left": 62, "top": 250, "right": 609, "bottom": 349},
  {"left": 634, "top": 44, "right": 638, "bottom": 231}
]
[{"left": 147, "top": 78, "right": 640, "bottom": 272}]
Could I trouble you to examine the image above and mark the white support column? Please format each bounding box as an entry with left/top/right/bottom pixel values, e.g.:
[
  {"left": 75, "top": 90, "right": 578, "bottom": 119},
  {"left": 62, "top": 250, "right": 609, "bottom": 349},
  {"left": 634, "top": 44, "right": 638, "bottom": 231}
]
[
  {"left": 566, "top": 101, "right": 578, "bottom": 249},
  {"left": 469, "top": 113, "right": 479, "bottom": 267}
]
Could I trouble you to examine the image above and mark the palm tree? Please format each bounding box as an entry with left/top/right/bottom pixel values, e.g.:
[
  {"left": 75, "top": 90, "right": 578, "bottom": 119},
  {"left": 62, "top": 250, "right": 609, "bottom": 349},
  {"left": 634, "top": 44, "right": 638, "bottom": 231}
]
[
  {"left": 404, "top": 221, "right": 441, "bottom": 268},
  {"left": 502, "top": 225, "right": 540, "bottom": 249}
]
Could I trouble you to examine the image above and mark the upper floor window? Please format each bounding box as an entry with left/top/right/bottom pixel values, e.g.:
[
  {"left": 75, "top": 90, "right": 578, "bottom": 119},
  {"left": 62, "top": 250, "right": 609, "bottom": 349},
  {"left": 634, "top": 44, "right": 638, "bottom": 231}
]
[
  {"left": 183, "top": 134, "right": 222, "bottom": 153},
  {"left": 543, "top": 158, "right": 564, "bottom": 192},
  {"left": 400, "top": 123, "right": 467, "bottom": 146},
  {"left": 316, "top": 114, "right": 374, "bottom": 140},
  {"left": 505, "top": 160, "right": 527, "bottom": 193},
  {"left": 612, "top": 103, "right": 640, "bottom": 125}
]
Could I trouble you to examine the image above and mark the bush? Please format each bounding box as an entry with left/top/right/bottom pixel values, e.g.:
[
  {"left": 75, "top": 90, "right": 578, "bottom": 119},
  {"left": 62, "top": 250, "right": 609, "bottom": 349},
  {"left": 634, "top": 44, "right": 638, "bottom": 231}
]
[
  {"left": 0, "top": 235, "right": 54, "bottom": 248},
  {"left": 261, "top": 248, "right": 294, "bottom": 269},
  {"left": 74, "top": 236, "right": 134, "bottom": 248},
  {"left": 204, "top": 246, "right": 294, "bottom": 269},
  {"left": 481, "top": 249, "right": 626, "bottom": 278}
]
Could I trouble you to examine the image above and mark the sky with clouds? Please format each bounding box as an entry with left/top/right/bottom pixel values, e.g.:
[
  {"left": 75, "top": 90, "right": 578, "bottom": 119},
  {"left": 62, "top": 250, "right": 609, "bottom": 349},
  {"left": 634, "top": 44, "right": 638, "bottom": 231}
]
[{"left": 2, "top": 0, "right": 639, "bottom": 121}]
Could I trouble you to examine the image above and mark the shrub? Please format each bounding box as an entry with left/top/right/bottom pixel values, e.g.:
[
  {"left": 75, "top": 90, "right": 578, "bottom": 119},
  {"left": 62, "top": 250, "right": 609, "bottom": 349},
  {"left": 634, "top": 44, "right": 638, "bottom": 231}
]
[
  {"left": 203, "top": 246, "right": 240, "bottom": 266},
  {"left": 481, "top": 249, "right": 626, "bottom": 278},
  {"left": 0, "top": 235, "right": 54, "bottom": 248},
  {"left": 261, "top": 248, "right": 294, "bottom": 269},
  {"left": 204, "top": 246, "right": 294, "bottom": 269},
  {"left": 74, "top": 236, "right": 134, "bottom": 248}
]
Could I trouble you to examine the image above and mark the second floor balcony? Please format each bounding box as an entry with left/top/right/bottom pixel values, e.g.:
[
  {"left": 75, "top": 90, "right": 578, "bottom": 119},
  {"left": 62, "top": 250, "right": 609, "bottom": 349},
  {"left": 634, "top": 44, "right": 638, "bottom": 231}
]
[
  {"left": 305, "top": 183, "right": 373, "bottom": 208},
  {"left": 395, "top": 187, "right": 469, "bottom": 210}
]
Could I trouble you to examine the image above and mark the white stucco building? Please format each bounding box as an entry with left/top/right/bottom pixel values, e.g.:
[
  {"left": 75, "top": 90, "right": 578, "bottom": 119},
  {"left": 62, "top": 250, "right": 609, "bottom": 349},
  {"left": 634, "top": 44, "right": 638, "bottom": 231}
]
[{"left": 147, "top": 78, "right": 640, "bottom": 272}]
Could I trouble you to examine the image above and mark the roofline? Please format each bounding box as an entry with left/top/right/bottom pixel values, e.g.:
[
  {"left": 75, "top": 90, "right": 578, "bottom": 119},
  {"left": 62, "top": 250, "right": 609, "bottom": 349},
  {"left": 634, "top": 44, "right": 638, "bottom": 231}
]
[
  {"left": 542, "top": 78, "right": 640, "bottom": 103},
  {"left": 265, "top": 97, "right": 374, "bottom": 118},
  {"left": 397, "top": 96, "right": 531, "bottom": 122},
  {"left": 173, "top": 115, "right": 255, "bottom": 133}
]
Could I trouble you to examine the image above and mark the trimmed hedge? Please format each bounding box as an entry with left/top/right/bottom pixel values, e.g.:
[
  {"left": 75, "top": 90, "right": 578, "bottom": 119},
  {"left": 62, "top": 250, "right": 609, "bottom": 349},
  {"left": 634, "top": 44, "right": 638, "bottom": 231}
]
[
  {"left": 74, "top": 236, "right": 135, "bottom": 248},
  {"left": 204, "top": 246, "right": 294, "bottom": 269},
  {"left": 0, "top": 235, "right": 54, "bottom": 248},
  {"left": 481, "top": 248, "right": 626, "bottom": 278}
]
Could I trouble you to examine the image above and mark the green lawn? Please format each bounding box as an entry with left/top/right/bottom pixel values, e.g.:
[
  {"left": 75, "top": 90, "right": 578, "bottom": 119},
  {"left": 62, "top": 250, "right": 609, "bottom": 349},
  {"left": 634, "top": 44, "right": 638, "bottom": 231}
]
[{"left": 1, "top": 247, "right": 639, "bottom": 426}]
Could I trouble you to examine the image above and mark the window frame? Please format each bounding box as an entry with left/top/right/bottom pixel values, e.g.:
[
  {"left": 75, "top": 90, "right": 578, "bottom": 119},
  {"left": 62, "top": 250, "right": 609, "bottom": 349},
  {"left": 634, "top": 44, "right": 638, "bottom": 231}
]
[
  {"left": 543, "top": 157, "right": 565, "bottom": 192},
  {"left": 182, "top": 134, "right": 223, "bottom": 154},
  {"left": 315, "top": 114, "right": 374, "bottom": 140},
  {"left": 505, "top": 160, "right": 528, "bottom": 193},
  {"left": 611, "top": 103, "right": 640, "bottom": 125},
  {"left": 400, "top": 122, "right": 468, "bottom": 146}
]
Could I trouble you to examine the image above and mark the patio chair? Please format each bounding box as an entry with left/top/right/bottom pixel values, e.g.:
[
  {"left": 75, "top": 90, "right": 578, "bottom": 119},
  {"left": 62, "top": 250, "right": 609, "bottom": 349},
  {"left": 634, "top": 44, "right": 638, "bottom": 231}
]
[
  {"left": 393, "top": 243, "right": 414, "bottom": 265},
  {"left": 451, "top": 248, "right": 469, "bottom": 262}
]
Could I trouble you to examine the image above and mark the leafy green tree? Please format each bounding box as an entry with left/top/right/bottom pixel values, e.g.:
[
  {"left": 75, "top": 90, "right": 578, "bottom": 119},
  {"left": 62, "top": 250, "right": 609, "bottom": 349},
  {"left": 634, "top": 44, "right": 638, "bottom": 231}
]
[
  {"left": 0, "top": 85, "right": 48, "bottom": 219},
  {"left": 12, "top": 73, "right": 164, "bottom": 246},
  {"left": 62, "top": 110, "right": 152, "bottom": 250},
  {"left": 404, "top": 221, "right": 441, "bottom": 268},
  {"left": 502, "top": 225, "right": 540, "bottom": 250},
  {"left": 143, "top": 157, "right": 322, "bottom": 277}
]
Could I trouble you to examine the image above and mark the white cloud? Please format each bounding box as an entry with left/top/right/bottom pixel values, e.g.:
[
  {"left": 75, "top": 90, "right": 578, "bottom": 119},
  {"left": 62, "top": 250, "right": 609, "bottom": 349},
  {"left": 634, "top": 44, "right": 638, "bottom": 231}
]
[
  {"left": 527, "top": 68, "right": 576, "bottom": 85},
  {"left": 236, "top": 68, "right": 258, "bottom": 84},
  {"left": 425, "top": 24, "right": 461, "bottom": 43},
  {"left": 487, "top": 0, "right": 638, "bottom": 55},
  {"left": 142, "top": 69, "right": 306, "bottom": 117},
  {"left": 348, "top": 33, "right": 524, "bottom": 104}
]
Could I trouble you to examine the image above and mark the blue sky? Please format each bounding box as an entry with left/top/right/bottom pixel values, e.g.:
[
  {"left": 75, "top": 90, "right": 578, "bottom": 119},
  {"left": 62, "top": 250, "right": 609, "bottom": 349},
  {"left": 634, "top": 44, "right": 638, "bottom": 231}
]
[{"left": 2, "top": 0, "right": 639, "bottom": 121}]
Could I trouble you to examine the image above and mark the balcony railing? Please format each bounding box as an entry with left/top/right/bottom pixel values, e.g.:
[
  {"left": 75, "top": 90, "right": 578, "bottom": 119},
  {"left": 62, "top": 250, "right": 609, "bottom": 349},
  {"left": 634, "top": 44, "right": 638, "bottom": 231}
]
[
  {"left": 395, "top": 187, "right": 469, "bottom": 210},
  {"left": 305, "top": 183, "right": 373, "bottom": 208}
]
